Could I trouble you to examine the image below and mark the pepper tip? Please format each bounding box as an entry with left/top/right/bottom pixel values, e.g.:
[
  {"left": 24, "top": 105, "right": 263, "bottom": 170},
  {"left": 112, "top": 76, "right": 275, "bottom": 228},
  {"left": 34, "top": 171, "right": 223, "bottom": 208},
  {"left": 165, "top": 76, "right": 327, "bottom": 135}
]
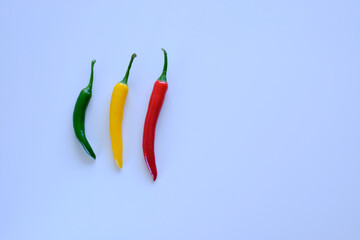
[
  {"left": 152, "top": 173, "right": 157, "bottom": 181},
  {"left": 115, "top": 159, "right": 123, "bottom": 168}
]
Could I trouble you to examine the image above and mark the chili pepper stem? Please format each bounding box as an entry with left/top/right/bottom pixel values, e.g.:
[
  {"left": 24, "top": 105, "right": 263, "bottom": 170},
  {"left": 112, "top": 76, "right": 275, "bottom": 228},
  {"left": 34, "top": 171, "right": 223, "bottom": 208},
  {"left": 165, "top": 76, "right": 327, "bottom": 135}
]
[
  {"left": 87, "top": 59, "right": 96, "bottom": 90},
  {"left": 158, "top": 48, "right": 167, "bottom": 82},
  {"left": 120, "top": 54, "right": 137, "bottom": 85}
]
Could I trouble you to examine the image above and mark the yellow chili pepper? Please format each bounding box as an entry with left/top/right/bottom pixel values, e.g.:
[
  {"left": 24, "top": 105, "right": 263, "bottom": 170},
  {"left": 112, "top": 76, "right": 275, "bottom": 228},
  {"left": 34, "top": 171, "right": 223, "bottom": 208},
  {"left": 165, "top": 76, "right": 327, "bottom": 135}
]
[{"left": 110, "top": 54, "right": 137, "bottom": 168}]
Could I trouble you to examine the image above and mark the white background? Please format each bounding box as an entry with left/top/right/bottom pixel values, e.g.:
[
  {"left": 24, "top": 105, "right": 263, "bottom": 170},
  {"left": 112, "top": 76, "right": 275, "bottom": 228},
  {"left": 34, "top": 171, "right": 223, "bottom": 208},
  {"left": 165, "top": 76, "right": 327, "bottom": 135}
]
[{"left": 1, "top": 0, "right": 360, "bottom": 239}]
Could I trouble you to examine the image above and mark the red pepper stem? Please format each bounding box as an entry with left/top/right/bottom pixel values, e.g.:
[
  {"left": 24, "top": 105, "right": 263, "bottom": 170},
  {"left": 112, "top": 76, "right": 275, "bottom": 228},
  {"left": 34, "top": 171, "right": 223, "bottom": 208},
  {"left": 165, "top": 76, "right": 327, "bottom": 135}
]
[
  {"left": 88, "top": 59, "right": 96, "bottom": 90},
  {"left": 158, "top": 48, "right": 167, "bottom": 82},
  {"left": 120, "top": 53, "right": 137, "bottom": 85}
]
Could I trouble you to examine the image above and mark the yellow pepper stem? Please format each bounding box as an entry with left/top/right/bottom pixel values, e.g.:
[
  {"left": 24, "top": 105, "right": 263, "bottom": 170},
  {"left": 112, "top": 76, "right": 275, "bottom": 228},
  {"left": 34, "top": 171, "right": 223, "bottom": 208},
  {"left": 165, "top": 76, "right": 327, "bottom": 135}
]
[{"left": 120, "top": 53, "right": 137, "bottom": 85}]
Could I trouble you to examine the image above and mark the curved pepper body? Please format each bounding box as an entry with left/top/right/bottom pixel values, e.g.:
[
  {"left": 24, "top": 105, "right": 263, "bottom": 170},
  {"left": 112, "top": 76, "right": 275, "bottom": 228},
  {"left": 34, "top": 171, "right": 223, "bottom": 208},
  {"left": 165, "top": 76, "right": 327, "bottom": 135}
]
[
  {"left": 109, "top": 83, "right": 129, "bottom": 168},
  {"left": 143, "top": 80, "right": 168, "bottom": 181},
  {"left": 73, "top": 89, "right": 96, "bottom": 159},
  {"left": 73, "top": 60, "right": 96, "bottom": 159}
]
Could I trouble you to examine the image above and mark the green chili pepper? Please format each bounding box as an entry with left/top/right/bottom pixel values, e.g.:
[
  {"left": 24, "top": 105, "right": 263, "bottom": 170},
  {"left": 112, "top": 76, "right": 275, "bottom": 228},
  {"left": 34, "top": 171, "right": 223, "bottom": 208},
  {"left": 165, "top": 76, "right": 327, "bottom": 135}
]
[{"left": 73, "top": 59, "right": 96, "bottom": 159}]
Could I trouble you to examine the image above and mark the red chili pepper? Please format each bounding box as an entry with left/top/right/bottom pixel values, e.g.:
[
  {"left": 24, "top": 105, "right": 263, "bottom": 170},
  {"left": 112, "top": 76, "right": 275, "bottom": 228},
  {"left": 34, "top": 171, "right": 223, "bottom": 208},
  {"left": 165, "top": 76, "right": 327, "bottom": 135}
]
[{"left": 143, "top": 49, "right": 168, "bottom": 181}]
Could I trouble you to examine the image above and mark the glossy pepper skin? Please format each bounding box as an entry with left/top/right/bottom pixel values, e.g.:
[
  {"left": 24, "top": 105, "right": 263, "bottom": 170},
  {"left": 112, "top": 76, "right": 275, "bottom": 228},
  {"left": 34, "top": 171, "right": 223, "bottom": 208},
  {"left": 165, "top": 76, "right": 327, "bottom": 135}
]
[
  {"left": 143, "top": 49, "right": 168, "bottom": 181},
  {"left": 110, "top": 54, "right": 137, "bottom": 168},
  {"left": 73, "top": 60, "right": 96, "bottom": 159}
]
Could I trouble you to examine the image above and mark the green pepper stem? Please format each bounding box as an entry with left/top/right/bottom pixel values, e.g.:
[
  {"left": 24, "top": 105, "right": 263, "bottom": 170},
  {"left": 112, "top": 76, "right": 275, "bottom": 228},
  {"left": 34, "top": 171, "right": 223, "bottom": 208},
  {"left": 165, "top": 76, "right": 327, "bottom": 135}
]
[
  {"left": 88, "top": 59, "right": 96, "bottom": 89},
  {"left": 158, "top": 48, "right": 167, "bottom": 82},
  {"left": 120, "top": 53, "right": 137, "bottom": 85}
]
